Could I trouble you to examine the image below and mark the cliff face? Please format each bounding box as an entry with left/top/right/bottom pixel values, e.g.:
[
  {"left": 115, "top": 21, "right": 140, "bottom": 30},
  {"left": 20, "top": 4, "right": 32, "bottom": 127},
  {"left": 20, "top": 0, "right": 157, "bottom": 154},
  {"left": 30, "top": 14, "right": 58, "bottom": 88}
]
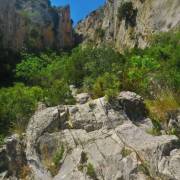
[
  {"left": 0, "top": 0, "right": 74, "bottom": 51},
  {"left": 76, "top": 0, "right": 180, "bottom": 51}
]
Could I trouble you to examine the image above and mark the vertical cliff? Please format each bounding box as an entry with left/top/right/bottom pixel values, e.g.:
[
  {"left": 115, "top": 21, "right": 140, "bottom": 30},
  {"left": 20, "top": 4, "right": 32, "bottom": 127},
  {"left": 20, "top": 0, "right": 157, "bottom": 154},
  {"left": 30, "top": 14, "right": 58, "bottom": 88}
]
[
  {"left": 76, "top": 0, "right": 180, "bottom": 51},
  {"left": 0, "top": 0, "right": 74, "bottom": 51}
]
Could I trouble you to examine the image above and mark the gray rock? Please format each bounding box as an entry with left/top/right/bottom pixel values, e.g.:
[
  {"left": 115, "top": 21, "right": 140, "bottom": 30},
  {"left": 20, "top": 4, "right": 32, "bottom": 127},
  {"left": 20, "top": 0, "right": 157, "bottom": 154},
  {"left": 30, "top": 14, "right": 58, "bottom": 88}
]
[
  {"left": 0, "top": 134, "right": 27, "bottom": 179},
  {"left": 168, "top": 109, "right": 180, "bottom": 132},
  {"left": 118, "top": 91, "right": 147, "bottom": 121},
  {"left": 68, "top": 97, "right": 127, "bottom": 131},
  {"left": 76, "top": 93, "right": 91, "bottom": 104},
  {"left": 1, "top": 92, "right": 180, "bottom": 180},
  {"left": 69, "top": 85, "right": 78, "bottom": 97}
]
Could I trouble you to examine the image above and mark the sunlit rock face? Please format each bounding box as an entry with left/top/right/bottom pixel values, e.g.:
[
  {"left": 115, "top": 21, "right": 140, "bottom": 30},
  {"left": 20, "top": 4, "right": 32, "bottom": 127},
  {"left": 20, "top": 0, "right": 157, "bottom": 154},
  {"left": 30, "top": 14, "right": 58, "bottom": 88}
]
[
  {"left": 0, "top": 0, "right": 74, "bottom": 51},
  {"left": 76, "top": 0, "right": 180, "bottom": 51},
  {"left": 1, "top": 92, "right": 180, "bottom": 180}
]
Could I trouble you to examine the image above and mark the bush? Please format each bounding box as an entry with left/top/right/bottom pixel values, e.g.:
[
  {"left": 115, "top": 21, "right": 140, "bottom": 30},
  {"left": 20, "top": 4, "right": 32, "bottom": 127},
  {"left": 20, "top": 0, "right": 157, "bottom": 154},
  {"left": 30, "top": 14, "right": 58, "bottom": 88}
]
[
  {"left": 0, "top": 83, "right": 44, "bottom": 135},
  {"left": 144, "top": 30, "right": 180, "bottom": 91},
  {"left": 92, "top": 72, "right": 120, "bottom": 99},
  {"left": 44, "top": 80, "right": 75, "bottom": 106},
  {"left": 16, "top": 52, "right": 59, "bottom": 85},
  {"left": 124, "top": 55, "right": 160, "bottom": 95}
]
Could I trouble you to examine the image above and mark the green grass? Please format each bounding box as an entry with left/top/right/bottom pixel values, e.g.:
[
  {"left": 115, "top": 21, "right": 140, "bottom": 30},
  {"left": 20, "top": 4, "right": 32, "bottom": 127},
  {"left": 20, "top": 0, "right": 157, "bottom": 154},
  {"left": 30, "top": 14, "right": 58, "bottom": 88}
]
[{"left": 53, "top": 145, "right": 65, "bottom": 166}]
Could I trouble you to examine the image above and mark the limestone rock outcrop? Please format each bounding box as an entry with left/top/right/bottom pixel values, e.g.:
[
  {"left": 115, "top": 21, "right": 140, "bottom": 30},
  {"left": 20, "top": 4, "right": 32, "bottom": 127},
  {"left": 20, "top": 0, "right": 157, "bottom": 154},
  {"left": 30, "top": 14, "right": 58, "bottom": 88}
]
[
  {"left": 76, "top": 0, "right": 180, "bottom": 51},
  {"left": 1, "top": 91, "right": 180, "bottom": 180},
  {"left": 0, "top": 0, "right": 74, "bottom": 51}
]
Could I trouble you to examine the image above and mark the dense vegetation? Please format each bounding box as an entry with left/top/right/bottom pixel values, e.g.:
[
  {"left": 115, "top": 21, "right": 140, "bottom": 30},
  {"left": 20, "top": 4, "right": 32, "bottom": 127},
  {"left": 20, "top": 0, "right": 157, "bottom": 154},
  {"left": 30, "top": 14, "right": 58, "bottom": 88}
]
[{"left": 0, "top": 30, "right": 179, "bottom": 139}]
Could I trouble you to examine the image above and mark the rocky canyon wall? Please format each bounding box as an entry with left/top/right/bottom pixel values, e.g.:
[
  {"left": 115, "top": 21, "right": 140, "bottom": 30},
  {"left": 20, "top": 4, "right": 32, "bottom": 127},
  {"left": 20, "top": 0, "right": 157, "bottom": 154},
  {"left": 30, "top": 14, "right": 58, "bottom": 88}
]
[
  {"left": 76, "top": 0, "right": 180, "bottom": 51},
  {"left": 0, "top": 0, "right": 74, "bottom": 51}
]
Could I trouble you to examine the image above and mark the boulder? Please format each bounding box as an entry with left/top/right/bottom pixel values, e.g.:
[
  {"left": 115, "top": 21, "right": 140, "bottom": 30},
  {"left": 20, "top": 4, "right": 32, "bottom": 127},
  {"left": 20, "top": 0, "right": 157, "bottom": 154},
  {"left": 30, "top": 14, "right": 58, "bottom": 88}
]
[{"left": 118, "top": 91, "right": 148, "bottom": 121}]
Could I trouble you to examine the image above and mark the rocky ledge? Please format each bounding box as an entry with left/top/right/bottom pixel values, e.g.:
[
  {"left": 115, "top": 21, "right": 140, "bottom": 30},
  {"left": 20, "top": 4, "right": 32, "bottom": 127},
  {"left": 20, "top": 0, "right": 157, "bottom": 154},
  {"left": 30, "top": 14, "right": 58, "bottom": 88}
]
[{"left": 0, "top": 91, "right": 180, "bottom": 180}]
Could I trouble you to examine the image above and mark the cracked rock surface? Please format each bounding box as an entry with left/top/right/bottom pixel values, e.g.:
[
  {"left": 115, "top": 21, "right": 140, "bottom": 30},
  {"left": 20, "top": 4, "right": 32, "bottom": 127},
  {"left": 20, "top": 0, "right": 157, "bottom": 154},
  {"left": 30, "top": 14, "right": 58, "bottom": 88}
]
[{"left": 1, "top": 92, "right": 180, "bottom": 180}]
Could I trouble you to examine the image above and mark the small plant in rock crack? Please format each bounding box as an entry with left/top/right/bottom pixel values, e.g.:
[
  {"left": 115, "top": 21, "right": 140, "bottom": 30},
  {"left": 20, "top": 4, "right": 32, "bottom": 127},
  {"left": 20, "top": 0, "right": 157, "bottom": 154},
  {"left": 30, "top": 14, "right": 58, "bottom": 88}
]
[
  {"left": 45, "top": 145, "right": 65, "bottom": 176},
  {"left": 87, "top": 163, "right": 98, "bottom": 180},
  {"left": 53, "top": 145, "right": 65, "bottom": 166},
  {"left": 137, "top": 161, "right": 151, "bottom": 177},
  {"left": 78, "top": 151, "right": 88, "bottom": 171},
  {"left": 121, "top": 147, "right": 132, "bottom": 157}
]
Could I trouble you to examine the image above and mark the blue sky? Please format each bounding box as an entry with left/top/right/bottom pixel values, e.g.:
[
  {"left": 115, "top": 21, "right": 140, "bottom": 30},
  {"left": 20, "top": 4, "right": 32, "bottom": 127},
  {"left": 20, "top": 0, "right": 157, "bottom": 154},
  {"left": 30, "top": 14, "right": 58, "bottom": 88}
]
[{"left": 51, "top": 0, "right": 105, "bottom": 25}]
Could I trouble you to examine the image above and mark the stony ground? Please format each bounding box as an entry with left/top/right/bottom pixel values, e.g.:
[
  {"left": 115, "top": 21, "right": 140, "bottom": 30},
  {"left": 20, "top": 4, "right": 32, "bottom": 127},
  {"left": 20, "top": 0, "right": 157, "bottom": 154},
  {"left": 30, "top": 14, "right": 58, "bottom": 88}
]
[{"left": 1, "top": 91, "right": 180, "bottom": 180}]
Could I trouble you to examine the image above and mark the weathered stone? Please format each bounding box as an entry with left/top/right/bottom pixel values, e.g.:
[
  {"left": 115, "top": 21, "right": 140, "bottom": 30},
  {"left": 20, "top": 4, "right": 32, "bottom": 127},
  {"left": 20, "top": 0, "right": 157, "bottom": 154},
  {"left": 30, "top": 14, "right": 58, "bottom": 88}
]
[
  {"left": 1, "top": 92, "right": 180, "bottom": 180},
  {"left": 118, "top": 91, "right": 147, "bottom": 121},
  {"left": 75, "top": 93, "right": 91, "bottom": 104},
  {"left": 67, "top": 97, "right": 127, "bottom": 131},
  {"left": 168, "top": 109, "right": 180, "bottom": 131}
]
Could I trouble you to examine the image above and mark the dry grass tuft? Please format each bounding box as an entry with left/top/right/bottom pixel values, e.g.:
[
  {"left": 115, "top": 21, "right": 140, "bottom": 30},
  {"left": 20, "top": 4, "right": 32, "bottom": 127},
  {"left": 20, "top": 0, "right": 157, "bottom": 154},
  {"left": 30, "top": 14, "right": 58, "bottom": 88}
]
[
  {"left": 145, "top": 90, "right": 179, "bottom": 125},
  {"left": 19, "top": 165, "right": 32, "bottom": 180}
]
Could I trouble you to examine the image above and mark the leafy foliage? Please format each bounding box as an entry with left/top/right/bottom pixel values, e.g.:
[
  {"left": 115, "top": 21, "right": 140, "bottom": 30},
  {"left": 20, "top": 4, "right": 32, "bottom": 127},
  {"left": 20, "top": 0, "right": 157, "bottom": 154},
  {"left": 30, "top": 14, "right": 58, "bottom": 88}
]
[
  {"left": 124, "top": 55, "right": 160, "bottom": 95},
  {"left": 93, "top": 72, "right": 120, "bottom": 100},
  {"left": 0, "top": 83, "right": 44, "bottom": 135},
  {"left": 0, "top": 30, "right": 179, "bottom": 138}
]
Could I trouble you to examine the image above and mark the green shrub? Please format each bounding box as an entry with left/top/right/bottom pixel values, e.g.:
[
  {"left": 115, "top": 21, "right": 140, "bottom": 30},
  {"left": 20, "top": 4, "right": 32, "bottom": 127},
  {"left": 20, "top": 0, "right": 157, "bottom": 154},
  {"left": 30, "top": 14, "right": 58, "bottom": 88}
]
[
  {"left": 0, "top": 83, "right": 44, "bottom": 135},
  {"left": 93, "top": 72, "right": 120, "bottom": 99},
  {"left": 124, "top": 55, "right": 160, "bottom": 95},
  {"left": 44, "top": 80, "right": 75, "bottom": 106},
  {"left": 144, "top": 30, "right": 180, "bottom": 91},
  {"left": 16, "top": 53, "right": 58, "bottom": 85}
]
